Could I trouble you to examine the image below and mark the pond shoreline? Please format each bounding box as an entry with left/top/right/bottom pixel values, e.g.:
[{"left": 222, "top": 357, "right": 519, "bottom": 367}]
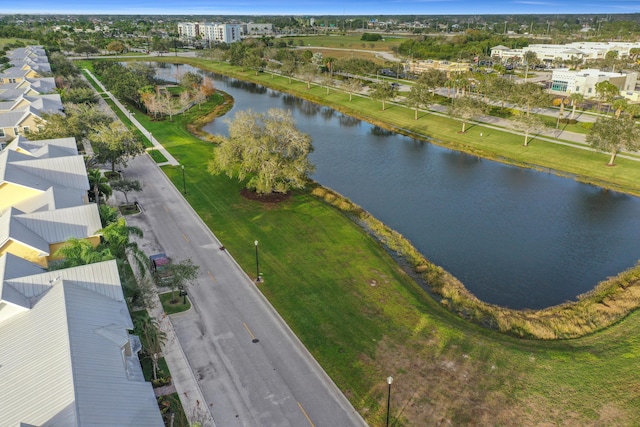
[{"left": 132, "top": 57, "right": 640, "bottom": 340}]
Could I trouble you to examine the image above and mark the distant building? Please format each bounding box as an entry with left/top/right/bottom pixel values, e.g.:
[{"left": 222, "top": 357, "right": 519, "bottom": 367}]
[
  {"left": 491, "top": 41, "right": 640, "bottom": 64},
  {"left": 551, "top": 68, "right": 638, "bottom": 98},
  {"left": 243, "top": 23, "right": 273, "bottom": 35},
  {"left": 406, "top": 59, "right": 469, "bottom": 77},
  {"left": 178, "top": 22, "right": 242, "bottom": 44}
]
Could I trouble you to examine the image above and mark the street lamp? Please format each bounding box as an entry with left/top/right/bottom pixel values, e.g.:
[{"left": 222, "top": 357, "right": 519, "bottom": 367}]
[
  {"left": 181, "top": 165, "right": 186, "bottom": 195},
  {"left": 254, "top": 240, "right": 260, "bottom": 282},
  {"left": 386, "top": 376, "right": 393, "bottom": 427}
]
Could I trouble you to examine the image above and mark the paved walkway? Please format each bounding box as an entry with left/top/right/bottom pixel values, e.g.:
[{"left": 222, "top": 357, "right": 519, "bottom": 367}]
[
  {"left": 123, "top": 222, "right": 215, "bottom": 427},
  {"left": 83, "top": 68, "right": 180, "bottom": 166}
]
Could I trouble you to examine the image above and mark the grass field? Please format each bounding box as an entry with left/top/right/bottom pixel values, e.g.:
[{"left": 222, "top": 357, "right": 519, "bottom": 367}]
[{"left": 86, "top": 57, "right": 640, "bottom": 425}]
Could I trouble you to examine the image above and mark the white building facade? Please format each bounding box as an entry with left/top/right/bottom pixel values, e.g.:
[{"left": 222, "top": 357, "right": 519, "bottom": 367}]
[
  {"left": 178, "top": 22, "right": 242, "bottom": 43},
  {"left": 551, "top": 68, "right": 638, "bottom": 98}
]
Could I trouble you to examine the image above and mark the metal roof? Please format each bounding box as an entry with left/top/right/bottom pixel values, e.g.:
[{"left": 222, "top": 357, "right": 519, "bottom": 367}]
[
  {"left": 0, "top": 260, "right": 163, "bottom": 426},
  {"left": 13, "top": 203, "right": 102, "bottom": 243}
]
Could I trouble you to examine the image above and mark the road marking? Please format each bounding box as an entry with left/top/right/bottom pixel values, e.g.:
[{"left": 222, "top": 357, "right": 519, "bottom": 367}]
[
  {"left": 242, "top": 322, "right": 259, "bottom": 343},
  {"left": 208, "top": 271, "right": 216, "bottom": 283},
  {"left": 297, "top": 402, "right": 316, "bottom": 427},
  {"left": 164, "top": 206, "right": 168, "bottom": 213},
  {"left": 182, "top": 233, "right": 189, "bottom": 243}
]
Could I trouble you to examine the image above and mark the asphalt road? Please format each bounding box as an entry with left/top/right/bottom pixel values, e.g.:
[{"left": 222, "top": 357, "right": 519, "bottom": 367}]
[{"left": 123, "top": 154, "right": 367, "bottom": 427}]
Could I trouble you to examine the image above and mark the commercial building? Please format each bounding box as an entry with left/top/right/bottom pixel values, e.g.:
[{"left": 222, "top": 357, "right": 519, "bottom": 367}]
[{"left": 550, "top": 68, "right": 638, "bottom": 98}]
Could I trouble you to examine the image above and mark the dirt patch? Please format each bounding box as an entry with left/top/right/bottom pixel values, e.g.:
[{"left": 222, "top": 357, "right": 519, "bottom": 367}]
[
  {"left": 369, "top": 336, "right": 525, "bottom": 426},
  {"left": 240, "top": 188, "right": 291, "bottom": 204}
]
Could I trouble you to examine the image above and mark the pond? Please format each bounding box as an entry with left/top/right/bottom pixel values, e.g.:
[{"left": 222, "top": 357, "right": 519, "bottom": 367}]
[{"left": 156, "top": 63, "right": 640, "bottom": 310}]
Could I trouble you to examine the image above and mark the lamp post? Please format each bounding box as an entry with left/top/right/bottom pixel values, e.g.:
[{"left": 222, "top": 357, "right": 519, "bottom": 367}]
[
  {"left": 386, "top": 376, "right": 393, "bottom": 427},
  {"left": 254, "top": 240, "right": 260, "bottom": 282},
  {"left": 181, "top": 165, "right": 186, "bottom": 194}
]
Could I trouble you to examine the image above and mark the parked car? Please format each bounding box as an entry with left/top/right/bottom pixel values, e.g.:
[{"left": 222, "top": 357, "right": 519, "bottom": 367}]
[{"left": 150, "top": 253, "right": 172, "bottom": 283}]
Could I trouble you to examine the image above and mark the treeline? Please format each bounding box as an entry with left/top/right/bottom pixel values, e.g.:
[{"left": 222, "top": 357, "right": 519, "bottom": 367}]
[{"left": 399, "top": 30, "right": 530, "bottom": 60}]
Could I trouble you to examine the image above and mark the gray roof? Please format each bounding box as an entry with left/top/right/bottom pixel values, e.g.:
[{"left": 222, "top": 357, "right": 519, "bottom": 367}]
[
  {"left": 0, "top": 207, "right": 51, "bottom": 256},
  {"left": 0, "top": 94, "right": 63, "bottom": 115},
  {"left": 0, "top": 260, "right": 163, "bottom": 426},
  {"left": 11, "top": 203, "right": 102, "bottom": 244},
  {"left": 0, "top": 110, "right": 35, "bottom": 128},
  {"left": 6, "top": 136, "right": 79, "bottom": 158},
  {"left": 1, "top": 150, "right": 90, "bottom": 192}
]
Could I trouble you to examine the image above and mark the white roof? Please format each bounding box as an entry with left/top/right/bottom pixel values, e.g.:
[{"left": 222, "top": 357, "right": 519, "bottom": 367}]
[
  {"left": 0, "top": 260, "right": 163, "bottom": 426},
  {"left": 10, "top": 203, "right": 102, "bottom": 244},
  {"left": 1, "top": 149, "right": 89, "bottom": 192},
  {"left": 6, "top": 136, "right": 79, "bottom": 158}
]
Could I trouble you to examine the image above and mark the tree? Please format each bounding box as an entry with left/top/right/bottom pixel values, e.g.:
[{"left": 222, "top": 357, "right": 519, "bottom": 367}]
[
  {"left": 51, "top": 237, "right": 113, "bottom": 269},
  {"left": 320, "top": 73, "right": 333, "bottom": 95},
  {"left": 110, "top": 178, "right": 142, "bottom": 204},
  {"left": 448, "top": 96, "right": 489, "bottom": 133},
  {"left": 134, "top": 314, "right": 167, "bottom": 381},
  {"left": 513, "top": 114, "right": 546, "bottom": 146},
  {"left": 158, "top": 258, "right": 200, "bottom": 303},
  {"left": 406, "top": 73, "right": 438, "bottom": 120},
  {"left": 369, "top": 82, "right": 397, "bottom": 111},
  {"left": 88, "top": 168, "right": 112, "bottom": 206},
  {"left": 208, "top": 108, "right": 315, "bottom": 195},
  {"left": 74, "top": 43, "right": 98, "bottom": 58},
  {"left": 587, "top": 115, "right": 640, "bottom": 166},
  {"left": 341, "top": 78, "right": 361, "bottom": 101},
  {"left": 595, "top": 80, "right": 619, "bottom": 113},
  {"left": 568, "top": 92, "right": 584, "bottom": 120},
  {"left": 523, "top": 51, "right": 539, "bottom": 81},
  {"left": 280, "top": 58, "right": 297, "bottom": 84},
  {"left": 243, "top": 53, "right": 265, "bottom": 76},
  {"left": 100, "top": 217, "right": 143, "bottom": 259},
  {"left": 510, "top": 82, "right": 549, "bottom": 117},
  {"left": 106, "top": 40, "right": 125, "bottom": 54},
  {"left": 298, "top": 63, "right": 318, "bottom": 89},
  {"left": 89, "top": 123, "right": 144, "bottom": 172},
  {"left": 180, "top": 71, "right": 203, "bottom": 90}
]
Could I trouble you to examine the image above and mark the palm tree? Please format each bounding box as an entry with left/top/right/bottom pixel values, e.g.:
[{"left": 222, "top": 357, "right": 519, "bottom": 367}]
[
  {"left": 568, "top": 93, "right": 584, "bottom": 120},
  {"left": 88, "top": 169, "right": 112, "bottom": 206},
  {"left": 134, "top": 314, "right": 167, "bottom": 381}
]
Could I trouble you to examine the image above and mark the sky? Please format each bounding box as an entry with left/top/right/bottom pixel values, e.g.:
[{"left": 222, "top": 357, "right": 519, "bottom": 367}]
[{"left": 4, "top": 0, "right": 640, "bottom": 16}]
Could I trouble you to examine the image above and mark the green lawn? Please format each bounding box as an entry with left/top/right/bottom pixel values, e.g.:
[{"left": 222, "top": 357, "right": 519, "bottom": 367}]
[
  {"left": 91, "top": 58, "right": 640, "bottom": 426},
  {"left": 159, "top": 291, "right": 191, "bottom": 314}
]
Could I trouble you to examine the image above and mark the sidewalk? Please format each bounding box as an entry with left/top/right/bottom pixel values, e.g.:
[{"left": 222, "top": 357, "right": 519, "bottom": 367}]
[
  {"left": 124, "top": 235, "right": 215, "bottom": 427},
  {"left": 83, "top": 68, "right": 180, "bottom": 167}
]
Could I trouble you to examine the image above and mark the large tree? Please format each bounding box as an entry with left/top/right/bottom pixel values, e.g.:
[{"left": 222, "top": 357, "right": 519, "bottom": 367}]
[
  {"left": 369, "top": 82, "right": 397, "bottom": 111},
  {"left": 208, "top": 108, "right": 315, "bottom": 195},
  {"left": 587, "top": 115, "right": 640, "bottom": 166},
  {"left": 448, "top": 95, "right": 489, "bottom": 133},
  {"left": 89, "top": 123, "right": 144, "bottom": 172}
]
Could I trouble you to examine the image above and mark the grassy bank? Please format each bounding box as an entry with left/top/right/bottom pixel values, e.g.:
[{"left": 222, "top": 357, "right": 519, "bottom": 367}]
[{"left": 87, "top": 58, "right": 640, "bottom": 425}]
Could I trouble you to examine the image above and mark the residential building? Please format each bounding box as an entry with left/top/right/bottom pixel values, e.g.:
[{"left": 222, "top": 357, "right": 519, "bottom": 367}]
[
  {"left": 178, "top": 21, "right": 242, "bottom": 43},
  {"left": 0, "top": 256, "right": 163, "bottom": 426}
]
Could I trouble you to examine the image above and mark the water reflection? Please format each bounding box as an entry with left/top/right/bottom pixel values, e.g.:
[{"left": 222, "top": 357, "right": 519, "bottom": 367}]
[{"left": 151, "top": 63, "right": 640, "bottom": 310}]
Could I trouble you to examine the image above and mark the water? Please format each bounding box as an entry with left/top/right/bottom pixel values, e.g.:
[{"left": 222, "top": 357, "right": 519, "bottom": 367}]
[{"left": 155, "top": 64, "right": 640, "bottom": 310}]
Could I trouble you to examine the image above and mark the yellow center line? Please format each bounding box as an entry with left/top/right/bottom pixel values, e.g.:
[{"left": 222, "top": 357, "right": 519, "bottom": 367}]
[
  {"left": 182, "top": 233, "right": 189, "bottom": 243},
  {"left": 208, "top": 271, "right": 216, "bottom": 283},
  {"left": 242, "top": 322, "right": 257, "bottom": 341},
  {"left": 297, "top": 402, "right": 316, "bottom": 427}
]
